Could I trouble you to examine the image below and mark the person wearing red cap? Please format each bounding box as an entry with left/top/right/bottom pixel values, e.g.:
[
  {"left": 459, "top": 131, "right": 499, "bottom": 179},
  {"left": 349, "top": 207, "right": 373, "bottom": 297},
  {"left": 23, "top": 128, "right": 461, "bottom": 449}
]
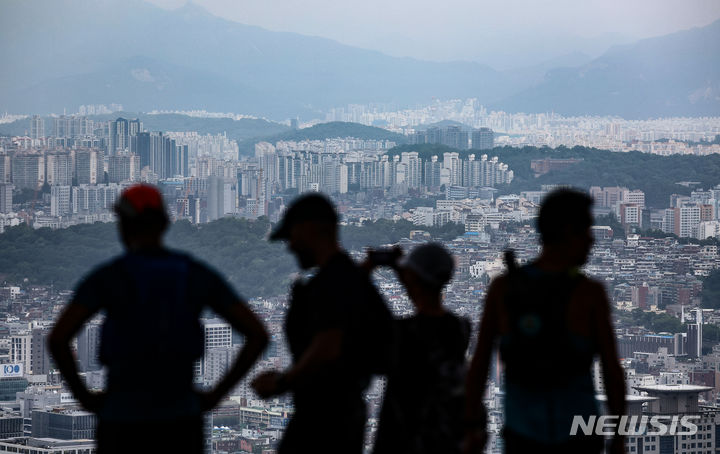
[{"left": 48, "top": 184, "right": 268, "bottom": 453}]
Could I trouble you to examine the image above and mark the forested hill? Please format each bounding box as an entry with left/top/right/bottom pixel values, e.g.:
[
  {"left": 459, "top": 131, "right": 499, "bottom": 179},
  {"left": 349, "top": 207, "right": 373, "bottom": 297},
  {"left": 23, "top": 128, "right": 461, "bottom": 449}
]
[
  {"left": 0, "top": 218, "right": 463, "bottom": 298},
  {"left": 388, "top": 144, "right": 720, "bottom": 208},
  {"left": 0, "top": 218, "right": 294, "bottom": 298}
]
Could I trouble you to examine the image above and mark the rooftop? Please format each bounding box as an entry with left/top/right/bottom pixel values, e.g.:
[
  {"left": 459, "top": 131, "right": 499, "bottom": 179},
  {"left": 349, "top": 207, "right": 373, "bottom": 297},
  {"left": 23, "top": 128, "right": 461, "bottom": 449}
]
[{"left": 633, "top": 384, "right": 713, "bottom": 393}]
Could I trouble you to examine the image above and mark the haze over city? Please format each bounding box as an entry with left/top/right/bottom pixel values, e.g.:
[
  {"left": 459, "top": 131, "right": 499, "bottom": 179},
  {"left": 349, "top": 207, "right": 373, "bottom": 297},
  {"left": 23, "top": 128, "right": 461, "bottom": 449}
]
[{"left": 145, "top": 0, "right": 720, "bottom": 67}]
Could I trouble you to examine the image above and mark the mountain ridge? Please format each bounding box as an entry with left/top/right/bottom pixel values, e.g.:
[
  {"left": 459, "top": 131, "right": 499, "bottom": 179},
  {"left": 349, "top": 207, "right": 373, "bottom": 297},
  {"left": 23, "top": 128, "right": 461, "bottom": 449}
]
[
  {"left": 1, "top": 0, "right": 717, "bottom": 119},
  {"left": 494, "top": 19, "right": 720, "bottom": 118}
]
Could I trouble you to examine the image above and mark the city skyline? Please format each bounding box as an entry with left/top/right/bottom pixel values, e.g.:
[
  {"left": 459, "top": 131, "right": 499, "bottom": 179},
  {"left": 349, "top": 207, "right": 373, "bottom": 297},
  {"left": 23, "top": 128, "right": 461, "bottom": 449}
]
[{"left": 1, "top": 2, "right": 720, "bottom": 453}]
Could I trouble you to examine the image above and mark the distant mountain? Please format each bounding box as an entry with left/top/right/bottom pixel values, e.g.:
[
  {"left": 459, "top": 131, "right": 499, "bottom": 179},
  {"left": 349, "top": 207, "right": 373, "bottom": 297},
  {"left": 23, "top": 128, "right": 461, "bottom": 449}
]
[
  {"left": 501, "top": 52, "right": 594, "bottom": 88},
  {"left": 0, "top": 0, "right": 521, "bottom": 120},
  {"left": 1, "top": 0, "right": 717, "bottom": 119},
  {"left": 265, "top": 122, "right": 407, "bottom": 143},
  {"left": 494, "top": 20, "right": 720, "bottom": 118},
  {"left": 7, "top": 57, "right": 301, "bottom": 120}
]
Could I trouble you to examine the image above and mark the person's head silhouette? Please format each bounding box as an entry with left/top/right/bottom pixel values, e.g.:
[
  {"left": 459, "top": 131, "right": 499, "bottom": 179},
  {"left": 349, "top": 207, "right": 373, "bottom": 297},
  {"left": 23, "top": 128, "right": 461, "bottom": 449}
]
[
  {"left": 114, "top": 184, "right": 169, "bottom": 251},
  {"left": 398, "top": 243, "right": 454, "bottom": 311},
  {"left": 270, "top": 193, "right": 340, "bottom": 269},
  {"left": 536, "top": 189, "right": 594, "bottom": 268}
]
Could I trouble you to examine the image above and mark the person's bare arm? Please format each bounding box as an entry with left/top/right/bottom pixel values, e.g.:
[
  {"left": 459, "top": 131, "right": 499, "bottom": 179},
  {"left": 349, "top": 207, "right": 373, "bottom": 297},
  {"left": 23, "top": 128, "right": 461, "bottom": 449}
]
[
  {"left": 592, "top": 280, "right": 626, "bottom": 453},
  {"left": 253, "top": 329, "right": 342, "bottom": 398},
  {"left": 201, "top": 299, "right": 268, "bottom": 410},
  {"left": 464, "top": 276, "right": 505, "bottom": 452},
  {"left": 48, "top": 303, "right": 103, "bottom": 411}
]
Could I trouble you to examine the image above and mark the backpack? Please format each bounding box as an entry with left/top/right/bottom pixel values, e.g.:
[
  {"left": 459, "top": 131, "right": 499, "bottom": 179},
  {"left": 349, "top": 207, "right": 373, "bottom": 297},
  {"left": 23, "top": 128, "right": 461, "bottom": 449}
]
[{"left": 355, "top": 272, "right": 395, "bottom": 375}]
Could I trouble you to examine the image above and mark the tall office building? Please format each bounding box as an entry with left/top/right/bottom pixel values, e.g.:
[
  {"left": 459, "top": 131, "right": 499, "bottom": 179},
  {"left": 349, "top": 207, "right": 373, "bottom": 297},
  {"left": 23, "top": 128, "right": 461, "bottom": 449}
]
[
  {"left": 443, "top": 126, "right": 469, "bottom": 149},
  {"left": 322, "top": 161, "right": 348, "bottom": 194},
  {"left": 464, "top": 154, "right": 481, "bottom": 187},
  {"left": 53, "top": 115, "right": 93, "bottom": 138},
  {"left": 424, "top": 156, "right": 442, "bottom": 191},
  {"left": 204, "top": 346, "right": 241, "bottom": 386},
  {"left": 75, "top": 150, "right": 103, "bottom": 185},
  {"left": 471, "top": 128, "right": 494, "bottom": 150},
  {"left": 257, "top": 144, "right": 279, "bottom": 196},
  {"left": 72, "top": 116, "right": 94, "bottom": 137},
  {"left": 625, "top": 385, "right": 719, "bottom": 454},
  {"left": 11, "top": 153, "right": 45, "bottom": 189},
  {"left": 0, "top": 184, "right": 12, "bottom": 214},
  {"left": 676, "top": 204, "right": 702, "bottom": 238},
  {"left": 0, "top": 153, "right": 10, "bottom": 183},
  {"left": 443, "top": 152, "right": 462, "bottom": 186},
  {"left": 77, "top": 324, "right": 101, "bottom": 372},
  {"left": 196, "top": 319, "right": 233, "bottom": 379},
  {"left": 108, "top": 153, "right": 140, "bottom": 183},
  {"left": 30, "top": 116, "right": 44, "bottom": 139},
  {"left": 131, "top": 132, "right": 187, "bottom": 179},
  {"left": 53, "top": 116, "right": 69, "bottom": 138},
  {"left": 10, "top": 334, "right": 31, "bottom": 375},
  {"left": 45, "top": 152, "right": 73, "bottom": 186},
  {"left": 72, "top": 183, "right": 123, "bottom": 214},
  {"left": 401, "top": 151, "right": 421, "bottom": 189},
  {"left": 412, "top": 126, "right": 469, "bottom": 149},
  {"left": 108, "top": 117, "right": 128, "bottom": 155},
  {"left": 108, "top": 117, "right": 142, "bottom": 155},
  {"left": 50, "top": 185, "right": 72, "bottom": 217},
  {"left": 207, "top": 176, "right": 237, "bottom": 221},
  {"left": 30, "top": 328, "right": 52, "bottom": 375}
]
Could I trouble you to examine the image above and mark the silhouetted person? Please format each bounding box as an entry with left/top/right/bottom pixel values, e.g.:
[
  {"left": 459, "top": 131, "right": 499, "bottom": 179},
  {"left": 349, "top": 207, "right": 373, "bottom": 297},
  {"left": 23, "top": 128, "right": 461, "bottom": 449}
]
[
  {"left": 48, "top": 184, "right": 268, "bottom": 454},
  {"left": 464, "top": 189, "right": 626, "bottom": 454},
  {"left": 366, "top": 243, "right": 470, "bottom": 454},
  {"left": 252, "top": 193, "right": 392, "bottom": 454}
]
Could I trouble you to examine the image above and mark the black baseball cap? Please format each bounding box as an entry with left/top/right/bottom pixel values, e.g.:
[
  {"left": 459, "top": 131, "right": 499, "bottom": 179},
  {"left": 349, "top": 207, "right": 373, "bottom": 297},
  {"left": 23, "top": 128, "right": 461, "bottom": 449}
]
[{"left": 269, "top": 193, "right": 339, "bottom": 241}]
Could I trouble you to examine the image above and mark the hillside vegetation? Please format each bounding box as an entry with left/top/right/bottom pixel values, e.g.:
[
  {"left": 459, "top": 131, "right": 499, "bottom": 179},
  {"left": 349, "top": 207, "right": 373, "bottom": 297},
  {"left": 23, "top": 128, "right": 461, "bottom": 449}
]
[
  {"left": 388, "top": 144, "right": 720, "bottom": 208},
  {"left": 0, "top": 217, "right": 463, "bottom": 298}
]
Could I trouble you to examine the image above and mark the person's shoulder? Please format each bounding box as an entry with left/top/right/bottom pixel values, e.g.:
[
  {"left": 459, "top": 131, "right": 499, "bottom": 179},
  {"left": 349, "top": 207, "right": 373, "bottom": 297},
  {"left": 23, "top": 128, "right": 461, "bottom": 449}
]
[
  {"left": 574, "top": 273, "right": 608, "bottom": 306},
  {"left": 330, "top": 251, "right": 359, "bottom": 272},
  {"left": 81, "top": 255, "right": 126, "bottom": 281},
  {"left": 71, "top": 255, "right": 126, "bottom": 305},
  {"left": 575, "top": 273, "right": 605, "bottom": 293},
  {"left": 487, "top": 273, "right": 510, "bottom": 294},
  {"left": 318, "top": 252, "right": 363, "bottom": 283}
]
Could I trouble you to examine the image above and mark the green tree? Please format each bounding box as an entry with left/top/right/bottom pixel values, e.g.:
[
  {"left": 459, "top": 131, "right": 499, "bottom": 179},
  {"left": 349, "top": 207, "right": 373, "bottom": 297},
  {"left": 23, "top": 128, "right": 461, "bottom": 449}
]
[{"left": 701, "top": 269, "right": 720, "bottom": 310}]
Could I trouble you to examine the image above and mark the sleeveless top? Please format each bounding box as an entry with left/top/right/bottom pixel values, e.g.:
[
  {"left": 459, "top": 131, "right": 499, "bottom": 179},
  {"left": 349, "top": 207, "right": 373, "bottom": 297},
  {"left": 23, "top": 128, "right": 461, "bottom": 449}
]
[{"left": 499, "top": 263, "right": 598, "bottom": 443}]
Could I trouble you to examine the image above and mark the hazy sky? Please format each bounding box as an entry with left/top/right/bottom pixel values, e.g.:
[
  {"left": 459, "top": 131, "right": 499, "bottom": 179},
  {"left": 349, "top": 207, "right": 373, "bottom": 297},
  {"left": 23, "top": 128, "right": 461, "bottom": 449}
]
[{"left": 146, "top": 0, "right": 720, "bottom": 68}]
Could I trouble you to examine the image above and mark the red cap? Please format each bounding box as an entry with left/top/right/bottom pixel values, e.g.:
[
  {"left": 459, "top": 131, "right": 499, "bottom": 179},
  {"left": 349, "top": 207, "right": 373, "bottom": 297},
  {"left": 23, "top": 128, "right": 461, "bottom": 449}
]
[{"left": 114, "top": 184, "right": 165, "bottom": 218}]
